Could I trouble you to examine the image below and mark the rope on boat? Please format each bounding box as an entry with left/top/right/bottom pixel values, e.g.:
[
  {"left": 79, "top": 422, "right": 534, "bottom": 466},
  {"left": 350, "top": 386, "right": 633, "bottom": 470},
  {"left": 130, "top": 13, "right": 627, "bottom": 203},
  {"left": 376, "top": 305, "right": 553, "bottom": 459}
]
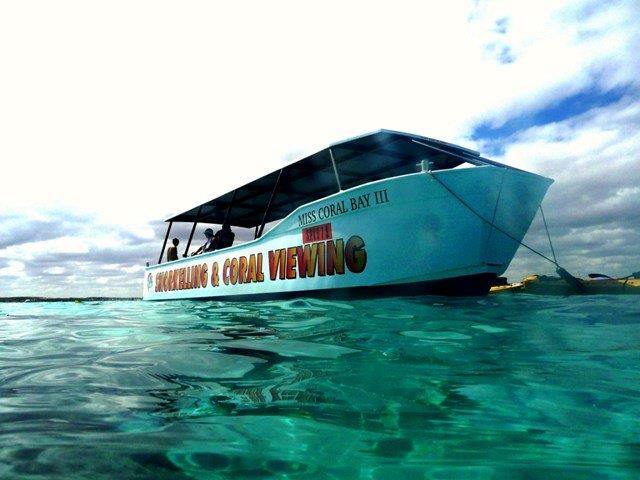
[
  {"left": 426, "top": 171, "right": 585, "bottom": 292},
  {"left": 539, "top": 204, "right": 557, "bottom": 265}
]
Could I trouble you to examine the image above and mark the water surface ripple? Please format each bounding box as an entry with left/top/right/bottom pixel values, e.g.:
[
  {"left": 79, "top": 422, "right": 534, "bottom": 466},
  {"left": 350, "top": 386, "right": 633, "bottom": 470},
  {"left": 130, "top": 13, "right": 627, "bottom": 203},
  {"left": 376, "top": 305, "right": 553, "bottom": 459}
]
[{"left": 0, "top": 296, "right": 639, "bottom": 479}]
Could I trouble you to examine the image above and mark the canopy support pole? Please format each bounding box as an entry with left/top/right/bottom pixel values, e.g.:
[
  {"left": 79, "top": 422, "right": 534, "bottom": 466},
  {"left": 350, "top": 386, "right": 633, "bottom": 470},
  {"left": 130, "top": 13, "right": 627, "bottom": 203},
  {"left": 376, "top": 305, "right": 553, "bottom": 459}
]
[
  {"left": 182, "top": 205, "right": 202, "bottom": 257},
  {"left": 184, "top": 223, "right": 197, "bottom": 257},
  {"left": 223, "top": 189, "right": 237, "bottom": 226},
  {"left": 257, "top": 169, "right": 283, "bottom": 239},
  {"left": 183, "top": 206, "right": 202, "bottom": 257},
  {"left": 158, "top": 221, "right": 172, "bottom": 264},
  {"left": 329, "top": 148, "right": 342, "bottom": 191}
]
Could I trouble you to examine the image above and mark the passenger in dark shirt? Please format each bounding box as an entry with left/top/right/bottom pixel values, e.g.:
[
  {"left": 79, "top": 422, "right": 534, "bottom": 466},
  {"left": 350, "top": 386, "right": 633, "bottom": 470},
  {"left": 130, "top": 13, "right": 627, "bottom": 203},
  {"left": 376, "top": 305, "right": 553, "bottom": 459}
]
[
  {"left": 214, "top": 224, "right": 235, "bottom": 250},
  {"left": 167, "top": 238, "right": 179, "bottom": 262}
]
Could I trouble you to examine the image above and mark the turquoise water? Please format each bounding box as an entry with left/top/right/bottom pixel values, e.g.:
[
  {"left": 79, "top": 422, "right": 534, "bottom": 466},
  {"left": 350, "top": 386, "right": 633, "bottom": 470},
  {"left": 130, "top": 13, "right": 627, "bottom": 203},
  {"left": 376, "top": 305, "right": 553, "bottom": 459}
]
[{"left": 1, "top": 296, "right": 639, "bottom": 479}]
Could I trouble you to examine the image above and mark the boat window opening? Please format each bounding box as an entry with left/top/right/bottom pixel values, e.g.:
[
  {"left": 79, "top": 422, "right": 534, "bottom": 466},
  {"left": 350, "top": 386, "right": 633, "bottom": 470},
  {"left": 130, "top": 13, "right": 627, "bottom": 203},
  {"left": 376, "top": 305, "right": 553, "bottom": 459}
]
[
  {"left": 158, "top": 221, "right": 256, "bottom": 263},
  {"left": 187, "top": 224, "right": 253, "bottom": 256}
]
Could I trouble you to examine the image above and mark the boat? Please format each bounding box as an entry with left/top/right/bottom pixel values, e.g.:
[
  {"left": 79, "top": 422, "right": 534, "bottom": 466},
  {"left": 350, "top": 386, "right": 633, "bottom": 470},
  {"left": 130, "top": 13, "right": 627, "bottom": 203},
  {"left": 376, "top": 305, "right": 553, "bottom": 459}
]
[
  {"left": 142, "top": 129, "right": 553, "bottom": 300},
  {"left": 490, "top": 273, "right": 640, "bottom": 295}
]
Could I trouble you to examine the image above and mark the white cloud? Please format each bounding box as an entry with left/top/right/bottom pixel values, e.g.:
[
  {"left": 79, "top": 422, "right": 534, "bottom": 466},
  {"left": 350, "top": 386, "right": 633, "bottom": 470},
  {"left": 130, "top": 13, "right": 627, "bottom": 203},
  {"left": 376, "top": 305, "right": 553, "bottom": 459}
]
[
  {"left": 43, "top": 266, "right": 66, "bottom": 275},
  {"left": 123, "top": 265, "right": 144, "bottom": 274},
  {"left": 0, "top": 237, "right": 90, "bottom": 261},
  {"left": 0, "top": 261, "right": 26, "bottom": 278}
]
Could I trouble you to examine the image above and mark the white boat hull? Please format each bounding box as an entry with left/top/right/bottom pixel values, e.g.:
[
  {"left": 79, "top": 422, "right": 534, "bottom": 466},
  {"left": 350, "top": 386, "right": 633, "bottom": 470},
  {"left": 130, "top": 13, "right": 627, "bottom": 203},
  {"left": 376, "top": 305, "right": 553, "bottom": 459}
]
[{"left": 142, "top": 166, "right": 552, "bottom": 300}]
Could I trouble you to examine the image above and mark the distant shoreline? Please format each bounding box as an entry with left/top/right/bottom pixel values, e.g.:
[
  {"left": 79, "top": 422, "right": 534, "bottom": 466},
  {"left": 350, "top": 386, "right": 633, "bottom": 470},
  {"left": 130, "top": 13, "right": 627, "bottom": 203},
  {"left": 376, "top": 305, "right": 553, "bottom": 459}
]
[{"left": 0, "top": 297, "right": 141, "bottom": 303}]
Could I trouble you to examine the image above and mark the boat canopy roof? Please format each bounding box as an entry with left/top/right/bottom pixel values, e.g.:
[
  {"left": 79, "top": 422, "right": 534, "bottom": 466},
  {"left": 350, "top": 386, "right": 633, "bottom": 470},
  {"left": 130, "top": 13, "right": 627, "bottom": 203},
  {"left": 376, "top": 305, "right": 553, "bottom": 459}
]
[{"left": 166, "top": 129, "right": 497, "bottom": 228}]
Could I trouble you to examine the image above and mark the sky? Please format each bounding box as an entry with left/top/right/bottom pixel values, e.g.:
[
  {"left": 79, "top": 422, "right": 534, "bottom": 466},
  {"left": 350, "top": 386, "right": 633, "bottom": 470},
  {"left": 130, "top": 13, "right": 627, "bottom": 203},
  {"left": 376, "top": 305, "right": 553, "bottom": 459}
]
[{"left": 1, "top": 0, "right": 639, "bottom": 297}]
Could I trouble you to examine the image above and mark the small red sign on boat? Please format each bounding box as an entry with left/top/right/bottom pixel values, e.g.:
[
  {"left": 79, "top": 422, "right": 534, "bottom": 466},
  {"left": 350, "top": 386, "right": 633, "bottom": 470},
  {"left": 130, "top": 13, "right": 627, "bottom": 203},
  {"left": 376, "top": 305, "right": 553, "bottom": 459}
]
[{"left": 302, "top": 223, "right": 332, "bottom": 243}]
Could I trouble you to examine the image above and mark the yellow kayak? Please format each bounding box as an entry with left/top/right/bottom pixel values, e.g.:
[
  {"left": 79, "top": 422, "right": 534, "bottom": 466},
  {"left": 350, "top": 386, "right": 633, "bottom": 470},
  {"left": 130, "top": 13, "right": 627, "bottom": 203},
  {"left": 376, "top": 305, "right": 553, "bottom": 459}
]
[{"left": 490, "top": 274, "right": 640, "bottom": 295}]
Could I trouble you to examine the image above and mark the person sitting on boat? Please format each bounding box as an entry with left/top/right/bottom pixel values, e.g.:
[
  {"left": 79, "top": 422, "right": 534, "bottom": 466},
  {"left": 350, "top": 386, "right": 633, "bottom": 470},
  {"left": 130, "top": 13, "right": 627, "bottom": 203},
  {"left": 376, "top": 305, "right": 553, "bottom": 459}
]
[
  {"left": 191, "top": 228, "right": 216, "bottom": 256},
  {"left": 213, "top": 224, "right": 235, "bottom": 250},
  {"left": 166, "top": 238, "right": 179, "bottom": 262}
]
